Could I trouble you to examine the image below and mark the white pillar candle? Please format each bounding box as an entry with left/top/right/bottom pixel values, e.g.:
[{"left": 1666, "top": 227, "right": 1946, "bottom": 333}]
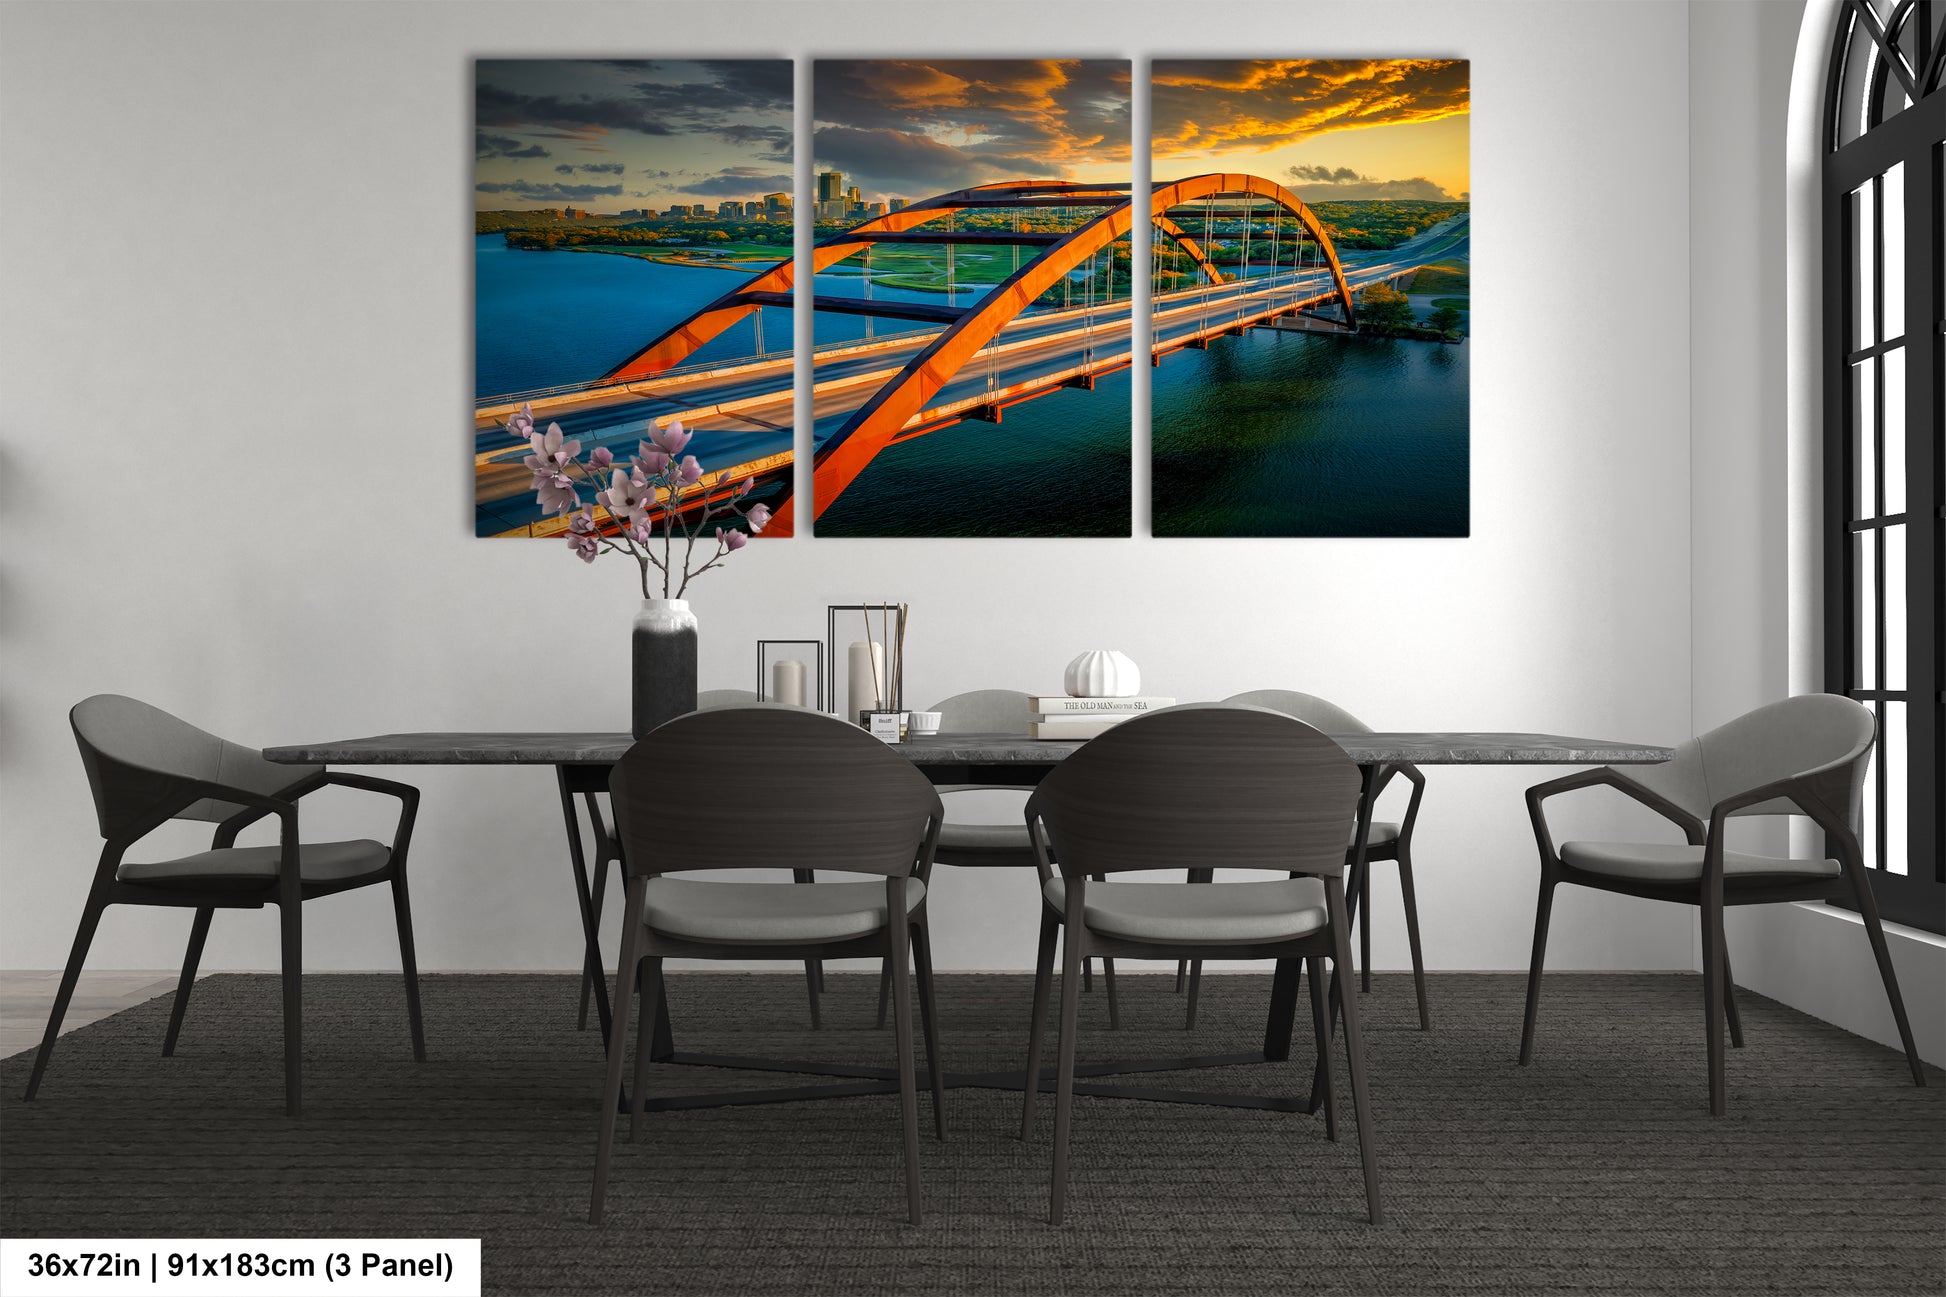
[
  {"left": 847, "top": 640, "right": 885, "bottom": 723},
  {"left": 771, "top": 658, "right": 807, "bottom": 707}
]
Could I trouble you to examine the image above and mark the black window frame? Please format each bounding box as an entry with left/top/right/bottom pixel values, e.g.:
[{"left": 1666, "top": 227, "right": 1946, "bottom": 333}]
[{"left": 1821, "top": 0, "right": 1945, "bottom": 934}]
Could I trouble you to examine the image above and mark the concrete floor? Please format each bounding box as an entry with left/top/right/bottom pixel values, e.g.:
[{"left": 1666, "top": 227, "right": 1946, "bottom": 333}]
[{"left": 1, "top": 971, "right": 187, "bottom": 1060}]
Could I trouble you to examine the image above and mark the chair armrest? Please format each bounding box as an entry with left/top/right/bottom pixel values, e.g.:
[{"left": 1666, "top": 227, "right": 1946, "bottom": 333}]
[
  {"left": 1394, "top": 762, "right": 1427, "bottom": 844},
  {"left": 1022, "top": 792, "right": 1057, "bottom": 886},
  {"left": 1704, "top": 762, "right": 1858, "bottom": 853},
  {"left": 1526, "top": 767, "right": 1706, "bottom": 866},
  {"left": 318, "top": 771, "right": 420, "bottom": 865}
]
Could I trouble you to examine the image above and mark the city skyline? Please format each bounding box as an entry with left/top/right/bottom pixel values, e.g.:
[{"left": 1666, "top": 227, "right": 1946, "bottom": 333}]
[{"left": 475, "top": 59, "right": 792, "bottom": 211}]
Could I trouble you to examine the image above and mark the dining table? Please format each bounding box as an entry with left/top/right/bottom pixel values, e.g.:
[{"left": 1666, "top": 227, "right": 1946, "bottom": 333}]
[{"left": 265, "top": 727, "right": 1673, "bottom": 1115}]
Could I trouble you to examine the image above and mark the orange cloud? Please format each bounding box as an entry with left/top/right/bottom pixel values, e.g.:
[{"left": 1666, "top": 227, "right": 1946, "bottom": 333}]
[{"left": 1153, "top": 59, "right": 1468, "bottom": 159}]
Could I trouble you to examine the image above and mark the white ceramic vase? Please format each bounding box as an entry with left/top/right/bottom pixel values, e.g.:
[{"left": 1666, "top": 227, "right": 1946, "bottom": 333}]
[{"left": 1064, "top": 649, "right": 1141, "bottom": 698}]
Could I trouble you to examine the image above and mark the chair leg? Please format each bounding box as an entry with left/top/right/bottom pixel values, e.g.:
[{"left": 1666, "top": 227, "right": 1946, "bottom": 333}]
[
  {"left": 792, "top": 868, "right": 823, "bottom": 1027},
  {"left": 1185, "top": 959, "right": 1203, "bottom": 1030},
  {"left": 1396, "top": 847, "right": 1431, "bottom": 1031},
  {"left": 886, "top": 883, "right": 923, "bottom": 1226},
  {"left": 1100, "top": 960, "right": 1120, "bottom": 1031},
  {"left": 1307, "top": 955, "right": 1337, "bottom": 1142},
  {"left": 911, "top": 922, "right": 947, "bottom": 1141},
  {"left": 1846, "top": 862, "right": 1927, "bottom": 1086},
  {"left": 1050, "top": 917, "right": 1085, "bottom": 1225},
  {"left": 1020, "top": 915, "right": 1058, "bottom": 1141},
  {"left": 1702, "top": 889, "right": 1728, "bottom": 1117},
  {"left": 162, "top": 906, "right": 214, "bottom": 1057},
  {"left": 1359, "top": 865, "right": 1372, "bottom": 993},
  {"left": 1328, "top": 879, "right": 1382, "bottom": 1225},
  {"left": 279, "top": 896, "right": 303, "bottom": 1118},
  {"left": 23, "top": 890, "right": 108, "bottom": 1101},
  {"left": 1082, "top": 957, "right": 1093, "bottom": 993},
  {"left": 875, "top": 959, "right": 891, "bottom": 1029},
  {"left": 1174, "top": 959, "right": 1187, "bottom": 993},
  {"left": 1722, "top": 947, "right": 1744, "bottom": 1049},
  {"left": 1518, "top": 873, "right": 1557, "bottom": 1065},
  {"left": 629, "top": 958, "right": 660, "bottom": 1142},
  {"left": 391, "top": 876, "right": 427, "bottom": 1062},
  {"left": 591, "top": 878, "right": 646, "bottom": 1225}
]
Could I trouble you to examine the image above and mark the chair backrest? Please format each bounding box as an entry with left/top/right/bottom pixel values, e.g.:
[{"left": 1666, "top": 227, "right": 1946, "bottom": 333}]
[
  {"left": 1025, "top": 703, "right": 1361, "bottom": 878},
  {"left": 1621, "top": 694, "right": 1876, "bottom": 826},
  {"left": 69, "top": 694, "right": 318, "bottom": 841},
  {"left": 609, "top": 707, "right": 943, "bottom": 878},
  {"left": 1224, "top": 688, "right": 1372, "bottom": 736},
  {"left": 696, "top": 688, "right": 761, "bottom": 709},
  {"left": 930, "top": 689, "right": 1034, "bottom": 735}
]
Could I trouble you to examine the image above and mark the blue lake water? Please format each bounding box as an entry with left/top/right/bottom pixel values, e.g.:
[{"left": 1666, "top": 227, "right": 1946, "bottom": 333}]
[{"left": 1151, "top": 317, "right": 1469, "bottom": 538}]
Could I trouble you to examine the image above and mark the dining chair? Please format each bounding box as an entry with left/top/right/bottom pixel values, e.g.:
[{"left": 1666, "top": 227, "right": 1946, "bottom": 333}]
[
  {"left": 1173, "top": 689, "right": 1430, "bottom": 1030},
  {"left": 874, "top": 688, "right": 1122, "bottom": 1029},
  {"left": 25, "top": 694, "right": 424, "bottom": 1116},
  {"left": 1019, "top": 704, "right": 1381, "bottom": 1225},
  {"left": 590, "top": 706, "right": 947, "bottom": 1226},
  {"left": 576, "top": 689, "right": 834, "bottom": 1030},
  {"left": 1521, "top": 693, "right": 1926, "bottom": 1115}
]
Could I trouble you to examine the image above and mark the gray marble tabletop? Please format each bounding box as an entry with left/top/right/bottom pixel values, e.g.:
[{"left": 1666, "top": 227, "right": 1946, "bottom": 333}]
[{"left": 264, "top": 730, "right": 1672, "bottom": 767}]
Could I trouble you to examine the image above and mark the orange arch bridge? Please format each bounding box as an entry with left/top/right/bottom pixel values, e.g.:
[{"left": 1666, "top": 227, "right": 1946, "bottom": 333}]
[{"left": 603, "top": 176, "right": 1355, "bottom": 527}]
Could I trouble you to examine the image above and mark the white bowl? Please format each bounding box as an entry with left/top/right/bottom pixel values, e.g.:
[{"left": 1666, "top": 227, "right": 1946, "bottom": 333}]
[{"left": 907, "top": 710, "right": 943, "bottom": 735}]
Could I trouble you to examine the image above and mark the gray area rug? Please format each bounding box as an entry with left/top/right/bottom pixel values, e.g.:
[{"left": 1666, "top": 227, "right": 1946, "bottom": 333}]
[{"left": 3, "top": 971, "right": 1940, "bottom": 1296}]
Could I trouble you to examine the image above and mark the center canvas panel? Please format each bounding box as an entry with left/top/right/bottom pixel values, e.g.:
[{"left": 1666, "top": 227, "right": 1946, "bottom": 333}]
[
  {"left": 474, "top": 59, "right": 796, "bottom": 538},
  {"left": 1149, "top": 59, "right": 1471, "bottom": 537},
  {"left": 807, "top": 60, "right": 1133, "bottom": 537}
]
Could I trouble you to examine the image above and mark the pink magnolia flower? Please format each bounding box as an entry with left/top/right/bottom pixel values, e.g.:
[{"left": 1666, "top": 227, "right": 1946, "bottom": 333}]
[
  {"left": 567, "top": 530, "right": 599, "bottom": 563},
  {"left": 589, "top": 446, "right": 614, "bottom": 469},
  {"left": 677, "top": 455, "right": 704, "bottom": 485},
  {"left": 722, "top": 527, "right": 749, "bottom": 552},
  {"left": 569, "top": 509, "right": 597, "bottom": 535},
  {"left": 506, "top": 402, "right": 535, "bottom": 439},
  {"left": 629, "top": 519, "right": 654, "bottom": 545},
  {"left": 536, "top": 476, "right": 580, "bottom": 516},
  {"left": 597, "top": 469, "right": 650, "bottom": 523},
  {"left": 735, "top": 478, "right": 754, "bottom": 497},
  {"left": 635, "top": 444, "right": 670, "bottom": 475},
  {"left": 745, "top": 503, "right": 772, "bottom": 534},
  {"left": 650, "top": 420, "right": 691, "bottom": 456}
]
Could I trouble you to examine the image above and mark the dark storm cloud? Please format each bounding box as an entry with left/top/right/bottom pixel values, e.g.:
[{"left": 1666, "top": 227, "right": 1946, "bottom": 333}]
[
  {"left": 812, "top": 60, "right": 1128, "bottom": 195},
  {"left": 680, "top": 170, "right": 793, "bottom": 197},
  {"left": 554, "top": 162, "right": 626, "bottom": 175},
  {"left": 1285, "top": 163, "right": 1456, "bottom": 200},
  {"left": 476, "top": 81, "right": 673, "bottom": 137},
  {"left": 476, "top": 131, "right": 549, "bottom": 159}
]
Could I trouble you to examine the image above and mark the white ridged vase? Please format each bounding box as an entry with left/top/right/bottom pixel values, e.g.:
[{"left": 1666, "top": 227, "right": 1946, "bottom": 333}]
[{"left": 1064, "top": 650, "right": 1140, "bottom": 698}]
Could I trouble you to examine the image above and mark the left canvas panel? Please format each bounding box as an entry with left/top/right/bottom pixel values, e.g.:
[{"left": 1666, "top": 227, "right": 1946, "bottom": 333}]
[{"left": 474, "top": 59, "right": 797, "bottom": 537}]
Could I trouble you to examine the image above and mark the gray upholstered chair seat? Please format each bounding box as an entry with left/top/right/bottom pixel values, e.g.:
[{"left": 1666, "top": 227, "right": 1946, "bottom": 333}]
[
  {"left": 1358, "top": 821, "right": 1400, "bottom": 849},
  {"left": 1559, "top": 840, "right": 1840, "bottom": 883},
  {"left": 1043, "top": 875, "right": 1329, "bottom": 944},
  {"left": 117, "top": 838, "right": 391, "bottom": 888},
  {"left": 936, "top": 821, "right": 1031, "bottom": 853},
  {"left": 645, "top": 876, "right": 927, "bottom": 943}
]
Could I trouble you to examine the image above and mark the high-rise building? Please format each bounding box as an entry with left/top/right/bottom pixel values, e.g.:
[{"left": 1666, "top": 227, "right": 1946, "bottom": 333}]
[
  {"left": 764, "top": 191, "right": 790, "bottom": 211},
  {"left": 864, "top": 202, "right": 886, "bottom": 219},
  {"left": 817, "top": 171, "right": 844, "bottom": 204},
  {"left": 717, "top": 200, "right": 741, "bottom": 218},
  {"left": 888, "top": 198, "right": 908, "bottom": 212},
  {"left": 846, "top": 185, "right": 861, "bottom": 207}
]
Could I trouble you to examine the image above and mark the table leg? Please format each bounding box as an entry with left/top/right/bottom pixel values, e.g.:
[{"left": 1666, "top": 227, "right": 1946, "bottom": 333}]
[
  {"left": 1306, "top": 762, "right": 1378, "bottom": 1112},
  {"left": 557, "top": 768, "right": 614, "bottom": 1045}
]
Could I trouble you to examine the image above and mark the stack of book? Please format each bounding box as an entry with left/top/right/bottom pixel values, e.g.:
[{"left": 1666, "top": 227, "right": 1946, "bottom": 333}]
[{"left": 1028, "top": 695, "right": 1176, "bottom": 740}]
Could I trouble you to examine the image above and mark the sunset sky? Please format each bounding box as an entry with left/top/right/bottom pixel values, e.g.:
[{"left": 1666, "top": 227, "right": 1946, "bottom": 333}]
[
  {"left": 1153, "top": 60, "right": 1470, "bottom": 202},
  {"left": 475, "top": 60, "right": 791, "bottom": 210},
  {"left": 813, "top": 60, "right": 1130, "bottom": 202}
]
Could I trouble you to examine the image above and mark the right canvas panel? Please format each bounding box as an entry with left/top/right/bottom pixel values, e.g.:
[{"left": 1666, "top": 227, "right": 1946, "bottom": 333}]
[{"left": 1150, "top": 60, "right": 1470, "bottom": 537}]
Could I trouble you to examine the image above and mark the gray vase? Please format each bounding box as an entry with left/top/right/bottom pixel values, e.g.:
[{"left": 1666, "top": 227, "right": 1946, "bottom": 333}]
[{"left": 631, "top": 598, "right": 698, "bottom": 739}]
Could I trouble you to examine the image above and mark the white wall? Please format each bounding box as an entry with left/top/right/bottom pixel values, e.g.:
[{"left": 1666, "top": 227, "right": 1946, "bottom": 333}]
[{"left": 0, "top": 1, "right": 1702, "bottom": 978}]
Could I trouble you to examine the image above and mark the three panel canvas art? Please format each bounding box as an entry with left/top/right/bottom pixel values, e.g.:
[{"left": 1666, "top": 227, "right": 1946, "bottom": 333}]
[{"left": 475, "top": 59, "right": 1469, "bottom": 540}]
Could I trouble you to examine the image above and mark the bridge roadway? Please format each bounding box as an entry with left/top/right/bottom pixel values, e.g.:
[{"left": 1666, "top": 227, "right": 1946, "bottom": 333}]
[{"left": 475, "top": 216, "right": 1468, "bottom": 534}]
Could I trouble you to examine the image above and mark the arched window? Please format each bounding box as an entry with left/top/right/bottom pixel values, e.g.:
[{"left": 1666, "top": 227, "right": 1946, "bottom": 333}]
[{"left": 1822, "top": 0, "right": 1943, "bottom": 932}]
